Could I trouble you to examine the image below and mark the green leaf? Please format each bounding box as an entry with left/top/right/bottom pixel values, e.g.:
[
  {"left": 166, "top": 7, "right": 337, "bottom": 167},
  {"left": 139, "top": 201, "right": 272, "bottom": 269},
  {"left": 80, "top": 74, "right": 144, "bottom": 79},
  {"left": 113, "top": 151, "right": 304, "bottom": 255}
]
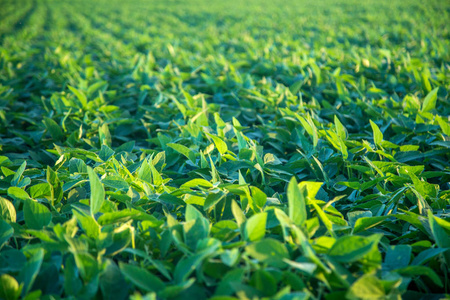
[
  {"left": 185, "top": 204, "right": 205, "bottom": 222},
  {"left": 87, "top": 80, "right": 108, "bottom": 97},
  {"left": 87, "top": 166, "right": 105, "bottom": 215},
  {"left": 334, "top": 116, "right": 347, "bottom": 140},
  {"left": 204, "top": 192, "right": 226, "bottom": 211},
  {"left": 346, "top": 274, "right": 385, "bottom": 300},
  {"left": 428, "top": 211, "right": 450, "bottom": 249},
  {"left": 158, "top": 193, "right": 185, "bottom": 206},
  {"left": 24, "top": 199, "right": 52, "bottom": 229},
  {"left": 296, "top": 114, "right": 318, "bottom": 148},
  {"left": 290, "top": 79, "right": 303, "bottom": 94},
  {"left": 411, "top": 247, "right": 448, "bottom": 266},
  {"left": 312, "top": 202, "right": 335, "bottom": 238},
  {"left": 68, "top": 85, "right": 88, "bottom": 107},
  {"left": 69, "top": 158, "right": 87, "bottom": 174},
  {"left": 326, "top": 130, "right": 348, "bottom": 159},
  {"left": 167, "top": 143, "right": 196, "bottom": 164},
  {"left": 384, "top": 245, "right": 411, "bottom": 270},
  {"left": 11, "top": 161, "right": 26, "bottom": 187},
  {"left": 122, "top": 248, "right": 172, "bottom": 280},
  {"left": 328, "top": 235, "right": 381, "bottom": 263},
  {"left": 102, "top": 176, "right": 129, "bottom": 191},
  {"left": 353, "top": 216, "right": 388, "bottom": 233},
  {"left": 73, "top": 252, "right": 99, "bottom": 282},
  {"left": 97, "top": 209, "right": 161, "bottom": 226},
  {"left": 99, "top": 123, "right": 112, "bottom": 147},
  {"left": 115, "top": 141, "right": 135, "bottom": 153},
  {"left": 169, "top": 96, "right": 186, "bottom": 117},
  {"left": 18, "top": 248, "right": 44, "bottom": 296},
  {"left": 181, "top": 178, "right": 213, "bottom": 189},
  {"left": 220, "top": 248, "right": 240, "bottom": 267},
  {"left": 149, "top": 159, "right": 163, "bottom": 186},
  {"left": 63, "top": 256, "right": 82, "bottom": 296},
  {"left": 369, "top": 120, "right": 383, "bottom": 147},
  {"left": 44, "top": 118, "right": 64, "bottom": 141},
  {"left": 245, "top": 238, "right": 289, "bottom": 268},
  {"left": 7, "top": 187, "right": 30, "bottom": 201},
  {"left": 215, "top": 269, "right": 245, "bottom": 296},
  {"left": 205, "top": 132, "right": 228, "bottom": 155},
  {"left": 434, "top": 216, "right": 450, "bottom": 233},
  {"left": 298, "top": 181, "right": 323, "bottom": 200},
  {"left": 72, "top": 208, "right": 100, "bottom": 239},
  {"left": 394, "top": 266, "right": 443, "bottom": 287},
  {"left": 2, "top": 166, "right": 15, "bottom": 177},
  {"left": 99, "top": 260, "right": 129, "bottom": 300},
  {"left": 409, "top": 172, "right": 438, "bottom": 199},
  {"left": 234, "top": 129, "right": 247, "bottom": 150},
  {"left": 287, "top": 177, "right": 306, "bottom": 226},
  {"left": 347, "top": 211, "right": 372, "bottom": 228},
  {"left": 173, "top": 253, "right": 206, "bottom": 283},
  {"left": 244, "top": 212, "right": 267, "bottom": 242},
  {"left": 421, "top": 87, "right": 439, "bottom": 112},
  {"left": 119, "top": 263, "right": 165, "bottom": 292},
  {"left": 0, "top": 274, "right": 22, "bottom": 300},
  {"left": 138, "top": 159, "right": 152, "bottom": 183},
  {"left": 231, "top": 200, "right": 246, "bottom": 227},
  {"left": 393, "top": 211, "right": 428, "bottom": 234},
  {"left": 29, "top": 183, "right": 51, "bottom": 199},
  {"left": 249, "top": 269, "right": 277, "bottom": 297},
  {"left": 184, "top": 205, "right": 210, "bottom": 249},
  {"left": 0, "top": 197, "right": 16, "bottom": 222},
  {"left": 0, "top": 219, "right": 13, "bottom": 248},
  {"left": 249, "top": 186, "right": 267, "bottom": 212},
  {"left": 99, "top": 144, "right": 115, "bottom": 161},
  {"left": 283, "top": 259, "right": 317, "bottom": 276},
  {"left": 436, "top": 116, "right": 450, "bottom": 136}
]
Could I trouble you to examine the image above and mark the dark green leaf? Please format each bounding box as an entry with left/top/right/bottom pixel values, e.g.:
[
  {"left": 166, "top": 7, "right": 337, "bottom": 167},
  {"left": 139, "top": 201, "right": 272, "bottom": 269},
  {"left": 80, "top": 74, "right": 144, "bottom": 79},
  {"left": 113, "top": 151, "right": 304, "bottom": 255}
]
[
  {"left": 119, "top": 263, "right": 165, "bottom": 292},
  {"left": 287, "top": 177, "right": 306, "bottom": 226},
  {"left": 87, "top": 166, "right": 105, "bottom": 215},
  {"left": 24, "top": 200, "right": 52, "bottom": 229},
  {"left": 245, "top": 238, "right": 289, "bottom": 268}
]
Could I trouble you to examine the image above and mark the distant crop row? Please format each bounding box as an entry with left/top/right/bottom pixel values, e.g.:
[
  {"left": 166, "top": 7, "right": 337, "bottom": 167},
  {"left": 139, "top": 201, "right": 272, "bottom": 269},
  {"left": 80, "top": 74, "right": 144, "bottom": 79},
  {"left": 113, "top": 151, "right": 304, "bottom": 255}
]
[{"left": 0, "top": 0, "right": 449, "bottom": 299}]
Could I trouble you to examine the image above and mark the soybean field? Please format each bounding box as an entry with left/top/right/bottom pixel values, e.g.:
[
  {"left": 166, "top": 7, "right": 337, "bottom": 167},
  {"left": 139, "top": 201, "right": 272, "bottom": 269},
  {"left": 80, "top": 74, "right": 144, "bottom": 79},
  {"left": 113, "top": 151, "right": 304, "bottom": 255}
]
[{"left": 0, "top": 0, "right": 449, "bottom": 299}]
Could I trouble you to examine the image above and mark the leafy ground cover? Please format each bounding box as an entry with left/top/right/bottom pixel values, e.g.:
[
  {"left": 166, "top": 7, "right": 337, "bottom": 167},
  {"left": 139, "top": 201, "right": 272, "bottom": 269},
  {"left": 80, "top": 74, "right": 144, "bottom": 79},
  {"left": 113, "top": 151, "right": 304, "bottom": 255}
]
[{"left": 0, "top": 0, "right": 449, "bottom": 299}]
